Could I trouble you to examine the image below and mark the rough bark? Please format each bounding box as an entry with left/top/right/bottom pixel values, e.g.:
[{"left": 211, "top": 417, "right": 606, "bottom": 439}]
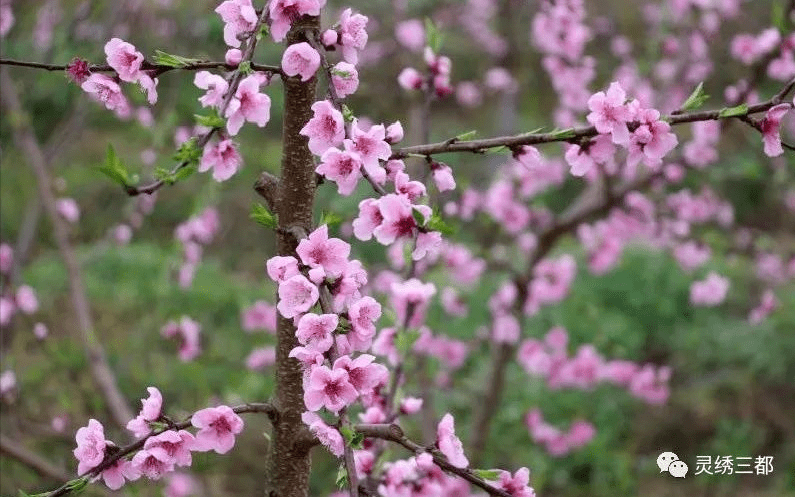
[{"left": 264, "top": 18, "right": 319, "bottom": 497}]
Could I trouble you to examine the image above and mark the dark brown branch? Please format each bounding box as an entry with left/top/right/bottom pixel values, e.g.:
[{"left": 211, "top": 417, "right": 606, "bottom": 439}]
[
  {"left": 41, "top": 403, "right": 276, "bottom": 497},
  {"left": 355, "top": 423, "right": 514, "bottom": 497},
  {"left": 0, "top": 434, "right": 72, "bottom": 483},
  {"left": 0, "top": 57, "right": 282, "bottom": 77},
  {"left": 392, "top": 77, "right": 795, "bottom": 158}
]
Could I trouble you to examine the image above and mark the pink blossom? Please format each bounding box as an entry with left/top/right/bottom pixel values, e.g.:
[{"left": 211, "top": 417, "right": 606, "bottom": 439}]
[
  {"left": 296, "top": 225, "right": 351, "bottom": 276},
  {"left": 191, "top": 405, "right": 244, "bottom": 454},
  {"left": 300, "top": 100, "right": 345, "bottom": 156},
  {"left": 333, "top": 354, "right": 388, "bottom": 394},
  {"left": 345, "top": 121, "right": 392, "bottom": 183},
  {"left": 372, "top": 194, "right": 420, "bottom": 245},
  {"left": 385, "top": 122, "right": 404, "bottom": 144},
  {"left": 399, "top": 397, "right": 423, "bottom": 414},
  {"left": 266, "top": 255, "right": 300, "bottom": 283},
  {"left": 194, "top": 71, "right": 229, "bottom": 109},
  {"left": 626, "top": 106, "right": 679, "bottom": 170},
  {"left": 66, "top": 58, "right": 90, "bottom": 85},
  {"left": 436, "top": 413, "right": 468, "bottom": 468},
  {"left": 0, "top": 4, "right": 13, "bottom": 37},
  {"left": 14, "top": 285, "right": 38, "bottom": 314},
  {"left": 295, "top": 313, "right": 338, "bottom": 352},
  {"left": 225, "top": 74, "right": 271, "bottom": 135},
  {"left": 99, "top": 459, "right": 134, "bottom": 490},
  {"left": 395, "top": 19, "right": 425, "bottom": 51},
  {"left": 82, "top": 74, "right": 129, "bottom": 112},
  {"left": 144, "top": 429, "right": 195, "bottom": 467},
  {"left": 0, "top": 243, "right": 12, "bottom": 274},
  {"left": 245, "top": 346, "right": 277, "bottom": 370},
  {"left": 491, "top": 467, "right": 535, "bottom": 497},
  {"left": 129, "top": 448, "right": 174, "bottom": 480},
  {"left": 390, "top": 278, "right": 436, "bottom": 328},
  {"left": 277, "top": 274, "right": 319, "bottom": 318},
  {"left": 586, "top": 82, "right": 633, "bottom": 144},
  {"left": 338, "top": 8, "right": 368, "bottom": 64},
  {"left": 398, "top": 67, "right": 424, "bottom": 91},
  {"left": 347, "top": 296, "right": 381, "bottom": 350},
  {"left": 161, "top": 317, "right": 202, "bottom": 362},
  {"left": 316, "top": 147, "right": 364, "bottom": 195},
  {"left": 268, "top": 0, "right": 325, "bottom": 42},
  {"left": 33, "top": 322, "right": 48, "bottom": 339},
  {"left": 690, "top": 272, "right": 729, "bottom": 306},
  {"left": 440, "top": 287, "right": 467, "bottom": 317},
  {"left": 492, "top": 314, "right": 521, "bottom": 344},
  {"left": 430, "top": 161, "right": 456, "bottom": 192},
  {"left": 104, "top": 38, "right": 144, "bottom": 83},
  {"left": 321, "top": 29, "right": 338, "bottom": 47},
  {"left": 331, "top": 61, "right": 359, "bottom": 98},
  {"left": 241, "top": 300, "right": 277, "bottom": 333},
  {"left": 760, "top": 103, "right": 791, "bottom": 157},
  {"left": 215, "top": 0, "right": 257, "bottom": 47},
  {"left": 164, "top": 473, "right": 197, "bottom": 497},
  {"left": 73, "top": 419, "right": 109, "bottom": 474},
  {"left": 56, "top": 198, "right": 80, "bottom": 223},
  {"left": 301, "top": 411, "right": 344, "bottom": 457},
  {"left": 199, "top": 139, "right": 242, "bottom": 182},
  {"left": 749, "top": 290, "right": 778, "bottom": 324},
  {"left": 352, "top": 198, "right": 383, "bottom": 241},
  {"left": 0, "top": 369, "right": 15, "bottom": 395},
  {"left": 281, "top": 42, "right": 320, "bottom": 82},
  {"left": 113, "top": 224, "right": 133, "bottom": 245},
  {"left": 673, "top": 242, "right": 711, "bottom": 272},
  {"left": 304, "top": 365, "right": 359, "bottom": 413},
  {"left": 394, "top": 171, "right": 426, "bottom": 201},
  {"left": 413, "top": 231, "right": 442, "bottom": 261},
  {"left": 125, "top": 386, "right": 162, "bottom": 437},
  {"left": 225, "top": 48, "right": 242, "bottom": 66}
]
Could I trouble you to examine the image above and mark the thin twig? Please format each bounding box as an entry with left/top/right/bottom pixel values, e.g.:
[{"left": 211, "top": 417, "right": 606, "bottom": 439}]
[{"left": 0, "top": 58, "right": 282, "bottom": 77}]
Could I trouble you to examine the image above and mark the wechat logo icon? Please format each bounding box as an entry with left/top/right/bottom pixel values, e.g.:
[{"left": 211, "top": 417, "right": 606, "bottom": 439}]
[{"left": 657, "top": 452, "right": 688, "bottom": 478}]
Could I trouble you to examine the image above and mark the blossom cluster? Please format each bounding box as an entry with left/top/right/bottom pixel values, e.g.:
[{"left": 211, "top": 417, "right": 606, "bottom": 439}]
[
  {"left": 525, "top": 408, "right": 595, "bottom": 457},
  {"left": 73, "top": 387, "right": 243, "bottom": 490},
  {"left": 518, "top": 327, "right": 670, "bottom": 405},
  {"left": 0, "top": 243, "right": 46, "bottom": 337},
  {"left": 398, "top": 47, "right": 454, "bottom": 97},
  {"left": 161, "top": 316, "right": 202, "bottom": 362},
  {"left": 173, "top": 207, "right": 220, "bottom": 289}
]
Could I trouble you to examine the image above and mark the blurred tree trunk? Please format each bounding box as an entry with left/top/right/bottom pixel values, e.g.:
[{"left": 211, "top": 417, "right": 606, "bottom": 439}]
[{"left": 264, "top": 19, "right": 319, "bottom": 497}]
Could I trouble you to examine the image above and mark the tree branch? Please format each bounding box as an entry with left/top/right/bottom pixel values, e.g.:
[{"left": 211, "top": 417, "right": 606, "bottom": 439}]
[
  {"left": 41, "top": 403, "right": 277, "bottom": 497},
  {"left": 0, "top": 434, "right": 72, "bottom": 483},
  {"left": 355, "top": 423, "right": 514, "bottom": 497},
  {"left": 0, "top": 58, "right": 282, "bottom": 77},
  {"left": 392, "top": 77, "right": 795, "bottom": 158}
]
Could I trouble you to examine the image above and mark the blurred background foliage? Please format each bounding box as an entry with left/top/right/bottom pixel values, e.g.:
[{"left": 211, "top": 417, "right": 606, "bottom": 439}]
[{"left": 1, "top": 0, "right": 794, "bottom": 496}]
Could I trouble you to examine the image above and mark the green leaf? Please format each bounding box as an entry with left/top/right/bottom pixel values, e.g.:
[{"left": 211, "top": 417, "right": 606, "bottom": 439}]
[
  {"left": 238, "top": 60, "right": 252, "bottom": 75},
  {"left": 336, "top": 464, "right": 349, "bottom": 488},
  {"left": 424, "top": 18, "right": 444, "bottom": 53},
  {"left": 173, "top": 137, "right": 202, "bottom": 165},
  {"left": 473, "top": 469, "right": 502, "bottom": 481},
  {"left": 411, "top": 208, "right": 427, "bottom": 228},
  {"left": 65, "top": 477, "right": 89, "bottom": 494},
  {"left": 718, "top": 103, "right": 749, "bottom": 118},
  {"left": 427, "top": 212, "right": 455, "bottom": 236},
  {"left": 341, "top": 104, "right": 354, "bottom": 123},
  {"left": 319, "top": 211, "right": 343, "bottom": 228},
  {"left": 550, "top": 128, "right": 577, "bottom": 140},
  {"left": 97, "top": 144, "right": 131, "bottom": 187},
  {"left": 251, "top": 203, "right": 278, "bottom": 230},
  {"left": 339, "top": 425, "right": 364, "bottom": 448},
  {"left": 194, "top": 109, "right": 225, "bottom": 128},
  {"left": 455, "top": 130, "right": 477, "bottom": 141},
  {"left": 153, "top": 50, "right": 201, "bottom": 68},
  {"left": 172, "top": 163, "right": 197, "bottom": 181},
  {"left": 680, "top": 82, "right": 709, "bottom": 111}
]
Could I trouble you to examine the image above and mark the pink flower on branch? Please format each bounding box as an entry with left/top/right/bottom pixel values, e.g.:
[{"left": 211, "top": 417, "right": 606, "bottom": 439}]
[
  {"left": 281, "top": 42, "right": 320, "bottom": 82},
  {"left": 436, "top": 413, "right": 468, "bottom": 468},
  {"left": 277, "top": 274, "right": 319, "bottom": 318},
  {"left": 296, "top": 224, "right": 351, "bottom": 277},
  {"left": 268, "top": 0, "right": 326, "bottom": 42},
  {"left": 302, "top": 411, "right": 344, "bottom": 457},
  {"left": 194, "top": 71, "right": 229, "bottom": 109},
  {"left": 300, "top": 100, "right": 345, "bottom": 156},
  {"left": 338, "top": 8, "right": 369, "bottom": 64},
  {"left": 199, "top": 139, "right": 242, "bottom": 182},
  {"left": 73, "top": 419, "right": 110, "bottom": 475},
  {"left": 760, "top": 103, "right": 791, "bottom": 157},
  {"left": 191, "top": 405, "right": 244, "bottom": 454},
  {"left": 215, "top": 0, "right": 258, "bottom": 48},
  {"left": 586, "top": 82, "right": 633, "bottom": 145},
  {"left": 225, "top": 74, "right": 271, "bottom": 135},
  {"left": 690, "top": 271, "right": 729, "bottom": 307},
  {"left": 331, "top": 61, "right": 359, "bottom": 98},
  {"left": 316, "top": 147, "right": 364, "bottom": 195},
  {"left": 304, "top": 365, "right": 359, "bottom": 413},
  {"left": 81, "top": 74, "right": 128, "bottom": 112},
  {"left": 295, "top": 312, "right": 338, "bottom": 353},
  {"left": 104, "top": 38, "right": 144, "bottom": 83}
]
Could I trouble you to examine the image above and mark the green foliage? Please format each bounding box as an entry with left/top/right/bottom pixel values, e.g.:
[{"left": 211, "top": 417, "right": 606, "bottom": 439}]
[
  {"left": 718, "top": 103, "right": 749, "bottom": 118},
  {"left": 680, "top": 82, "right": 710, "bottom": 111},
  {"left": 96, "top": 144, "right": 132, "bottom": 188},
  {"left": 153, "top": 50, "right": 202, "bottom": 68},
  {"left": 194, "top": 109, "right": 225, "bottom": 128},
  {"left": 251, "top": 203, "right": 278, "bottom": 229}
]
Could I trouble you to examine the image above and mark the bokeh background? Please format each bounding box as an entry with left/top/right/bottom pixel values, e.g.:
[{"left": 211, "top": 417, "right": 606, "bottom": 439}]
[{"left": 1, "top": 0, "right": 794, "bottom": 496}]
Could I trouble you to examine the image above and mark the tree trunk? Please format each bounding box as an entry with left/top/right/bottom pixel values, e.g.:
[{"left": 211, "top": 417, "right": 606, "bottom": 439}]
[{"left": 264, "top": 18, "right": 319, "bottom": 497}]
